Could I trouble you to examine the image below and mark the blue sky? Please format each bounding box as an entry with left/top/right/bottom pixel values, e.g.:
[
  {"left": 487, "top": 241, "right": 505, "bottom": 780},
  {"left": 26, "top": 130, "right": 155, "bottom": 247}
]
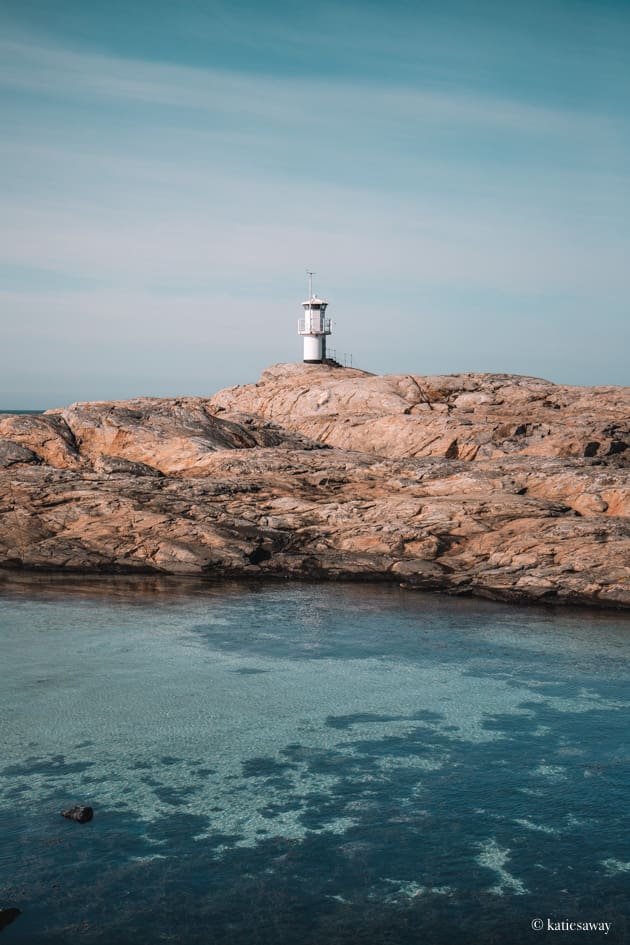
[{"left": 1, "top": 0, "right": 629, "bottom": 406}]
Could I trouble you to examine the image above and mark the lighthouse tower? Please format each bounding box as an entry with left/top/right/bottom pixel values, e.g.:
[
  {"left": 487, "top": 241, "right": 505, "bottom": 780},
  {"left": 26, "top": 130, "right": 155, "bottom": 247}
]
[{"left": 298, "top": 271, "right": 332, "bottom": 363}]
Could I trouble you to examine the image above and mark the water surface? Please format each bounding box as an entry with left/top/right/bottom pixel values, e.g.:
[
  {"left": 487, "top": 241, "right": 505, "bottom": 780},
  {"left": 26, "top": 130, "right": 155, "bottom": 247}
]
[{"left": 1, "top": 576, "right": 629, "bottom": 944}]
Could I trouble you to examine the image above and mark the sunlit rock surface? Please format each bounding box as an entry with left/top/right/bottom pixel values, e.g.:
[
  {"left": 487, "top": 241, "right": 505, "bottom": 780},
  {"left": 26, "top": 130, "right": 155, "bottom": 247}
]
[
  {"left": 0, "top": 365, "right": 628, "bottom": 608},
  {"left": 210, "top": 364, "right": 629, "bottom": 465}
]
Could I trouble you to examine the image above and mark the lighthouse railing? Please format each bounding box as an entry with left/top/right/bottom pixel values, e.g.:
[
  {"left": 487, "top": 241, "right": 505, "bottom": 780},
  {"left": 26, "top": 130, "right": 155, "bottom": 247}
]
[
  {"left": 325, "top": 349, "right": 354, "bottom": 367},
  {"left": 297, "top": 317, "right": 332, "bottom": 335}
]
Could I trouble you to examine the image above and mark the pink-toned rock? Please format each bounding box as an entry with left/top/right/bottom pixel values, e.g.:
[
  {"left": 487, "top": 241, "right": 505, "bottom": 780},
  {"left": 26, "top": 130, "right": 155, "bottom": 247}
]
[
  {"left": 0, "top": 366, "right": 628, "bottom": 610},
  {"left": 0, "top": 414, "right": 80, "bottom": 468},
  {"left": 42, "top": 398, "right": 319, "bottom": 477},
  {"left": 210, "top": 364, "right": 629, "bottom": 465}
]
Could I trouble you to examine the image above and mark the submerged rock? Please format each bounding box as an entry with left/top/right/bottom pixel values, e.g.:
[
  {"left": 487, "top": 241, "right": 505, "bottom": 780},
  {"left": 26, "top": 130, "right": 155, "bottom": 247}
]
[
  {"left": 0, "top": 366, "right": 628, "bottom": 609},
  {"left": 0, "top": 907, "right": 21, "bottom": 931},
  {"left": 61, "top": 805, "right": 93, "bottom": 823}
]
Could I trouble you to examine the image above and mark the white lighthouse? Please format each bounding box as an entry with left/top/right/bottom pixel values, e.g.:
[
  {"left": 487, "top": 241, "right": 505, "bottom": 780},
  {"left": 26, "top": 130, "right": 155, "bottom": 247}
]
[{"left": 298, "top": 271, "right": 332, "bottom": 363}]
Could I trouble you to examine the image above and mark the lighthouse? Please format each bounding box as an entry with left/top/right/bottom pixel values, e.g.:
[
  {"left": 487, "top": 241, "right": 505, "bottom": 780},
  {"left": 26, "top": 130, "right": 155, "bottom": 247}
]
[{"left": 298, "top": 271, "right": 332, "bottom": 363}]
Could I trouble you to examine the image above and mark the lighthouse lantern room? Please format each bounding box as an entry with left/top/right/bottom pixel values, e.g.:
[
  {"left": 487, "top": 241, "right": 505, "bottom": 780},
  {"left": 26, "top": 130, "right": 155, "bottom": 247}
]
[{"left": 298, "top": 271, "right": 332, "bottom": 363}]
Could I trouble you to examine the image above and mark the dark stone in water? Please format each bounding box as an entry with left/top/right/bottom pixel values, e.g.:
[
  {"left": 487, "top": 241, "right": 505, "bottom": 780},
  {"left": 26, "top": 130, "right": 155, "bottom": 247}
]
[
  {"left": 0, "top": 907, "right": 21, "bottom": 931},
  {"left": 61, "top": 805, "right": 93, "bottom": 823}
]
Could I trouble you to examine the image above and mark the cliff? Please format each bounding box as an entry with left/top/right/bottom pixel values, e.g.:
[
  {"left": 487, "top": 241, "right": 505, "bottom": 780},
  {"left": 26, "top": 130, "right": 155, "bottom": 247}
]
[{"left": 0, "top": 364, "right": 628, "bottom": 608}]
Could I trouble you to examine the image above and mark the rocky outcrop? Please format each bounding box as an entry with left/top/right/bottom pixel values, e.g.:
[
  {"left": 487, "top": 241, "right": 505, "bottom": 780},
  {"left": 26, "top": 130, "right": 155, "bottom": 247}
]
[
  {"left": 45, "top": 398, "right": 321, "bottom": 476},
  {"left": 0, "top": 413, "right": 80, "bottom": 468},
  {"left": 210, "top": 364, "right": 629, "bottom": 464},
  {"left": 0, "top": 366, "right": 628, "bottom": 609}
]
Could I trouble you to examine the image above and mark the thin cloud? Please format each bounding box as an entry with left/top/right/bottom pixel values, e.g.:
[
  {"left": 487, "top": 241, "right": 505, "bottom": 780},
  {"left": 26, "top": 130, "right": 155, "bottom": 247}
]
[{"left": 0, "top": 32, "right": 621, "bottom": 138}]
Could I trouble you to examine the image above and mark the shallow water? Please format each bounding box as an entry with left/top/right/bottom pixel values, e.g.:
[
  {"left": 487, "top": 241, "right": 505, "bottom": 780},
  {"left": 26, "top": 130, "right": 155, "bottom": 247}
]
[{"left": 1, "top": 576, "right": 629, "bottom": 944}]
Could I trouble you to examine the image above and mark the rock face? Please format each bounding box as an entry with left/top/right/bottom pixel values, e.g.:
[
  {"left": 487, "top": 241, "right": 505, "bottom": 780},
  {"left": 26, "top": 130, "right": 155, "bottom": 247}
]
[
  {"left": 210, "top": 364, "right": 629, "bottom": 465},
  {"left": 0, "top": 439, "right": 40, "bottom": 469},
  {"left": 0, "top": 365, "right": 628, "bottom": 609}
]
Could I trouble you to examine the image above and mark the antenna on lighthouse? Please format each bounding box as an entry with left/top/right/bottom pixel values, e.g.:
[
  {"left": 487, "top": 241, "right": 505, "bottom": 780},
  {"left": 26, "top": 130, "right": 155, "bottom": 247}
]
[{"left": 306, "top": 270, "right": 315, "bottom": 300}]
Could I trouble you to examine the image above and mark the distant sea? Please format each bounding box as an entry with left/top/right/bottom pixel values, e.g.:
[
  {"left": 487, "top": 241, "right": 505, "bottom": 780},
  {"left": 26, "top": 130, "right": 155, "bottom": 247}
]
[
  {"left": 0, "top": 409, "right": 44, "bottom": 415},
  {"left": 1, "top": 577, "right": 629, "bottom": 944}
]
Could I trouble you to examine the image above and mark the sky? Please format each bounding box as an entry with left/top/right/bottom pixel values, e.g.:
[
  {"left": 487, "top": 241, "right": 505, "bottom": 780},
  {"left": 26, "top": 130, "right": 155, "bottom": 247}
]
[{"left": 1, "top": 0, "right": 629, "bottom": 407}]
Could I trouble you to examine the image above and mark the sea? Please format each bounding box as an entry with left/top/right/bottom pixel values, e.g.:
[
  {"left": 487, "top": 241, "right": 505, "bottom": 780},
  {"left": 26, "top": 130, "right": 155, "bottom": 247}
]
[{"left": 1, "top": 576, "right": 629, "bottom": 944}]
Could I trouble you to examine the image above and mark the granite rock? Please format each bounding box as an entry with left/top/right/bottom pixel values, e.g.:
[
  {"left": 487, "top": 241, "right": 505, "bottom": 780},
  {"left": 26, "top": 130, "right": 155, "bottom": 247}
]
[
  {"left": 0, "top": 366, "right": 628, "bottom": 609},
  {"left": 0, "top": 439, "right": 40, "bottom": 468},
  {"left": 210, "top": 364, "right": 630, "bottom": 464}
]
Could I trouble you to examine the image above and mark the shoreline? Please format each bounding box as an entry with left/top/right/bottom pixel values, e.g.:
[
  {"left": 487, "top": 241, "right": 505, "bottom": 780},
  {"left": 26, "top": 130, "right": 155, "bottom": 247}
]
[{"left": 1, "top": 566, "right": 629, "bottom": 616}]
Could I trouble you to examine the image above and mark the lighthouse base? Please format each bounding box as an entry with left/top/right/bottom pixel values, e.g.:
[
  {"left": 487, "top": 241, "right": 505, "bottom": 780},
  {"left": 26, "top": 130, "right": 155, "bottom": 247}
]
[{"left": 302, "top": 334, "right": 325, "bottom": 362}]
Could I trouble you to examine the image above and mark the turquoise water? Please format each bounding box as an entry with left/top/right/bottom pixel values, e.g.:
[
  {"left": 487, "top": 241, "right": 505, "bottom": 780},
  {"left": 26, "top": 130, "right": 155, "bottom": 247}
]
[{"left": 1, "top": 577, "right": 629, "bottom": 944}]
